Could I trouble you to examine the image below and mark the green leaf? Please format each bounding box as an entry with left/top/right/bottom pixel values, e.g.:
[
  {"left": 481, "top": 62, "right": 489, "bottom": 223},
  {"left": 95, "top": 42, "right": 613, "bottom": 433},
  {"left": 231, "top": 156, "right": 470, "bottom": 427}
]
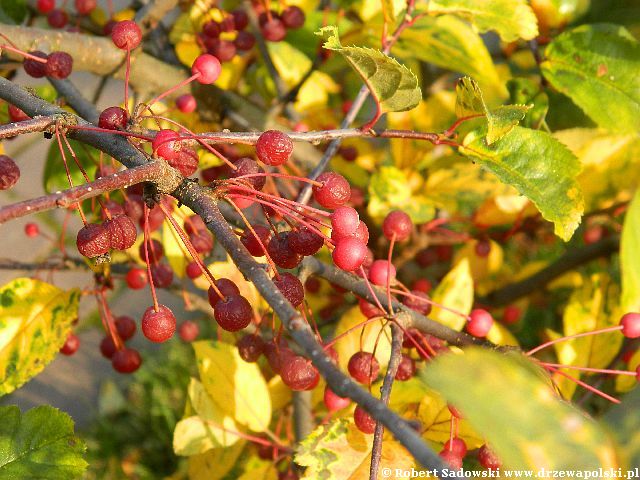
[
  {"left": 367, "top": 166, "right": 435, "bottom": 223},
  {"left": 541, "top": 24, "right": 640, "bottom": 133},
  {"left": 395, "top": 15, "right": 506, "bottom": 101},
  {"left": 0, "top": 278, "right": 80, "bottom": 396},
  {"left": 43, "top": 139, "right": 99, "bottom": 194},
  {"left": 0, "top": 0, "right": 27, "bottom": 24},
  {"left": 621, "top": 189, "right": 640, "bottom": 313},
  {"left": 422, "top": 348, "right": 618, "bottom": 469},
  {"left": 0, "top": 405, "right": 87, "bottom": 479},
  {"left": 316, "top": 26, "right": 421, "bottom": 113},
  {"left": 507, "top": 78, "right": 549, "bottom": 129},
  {"left": 455, "top": 76, "right": 485, "bottom": 117},
  {"left": 426, "top": 0, "right": 539, "bottom": 42},
  {"left": 461, "top": 126, "right": 584, "bottom": 241}
]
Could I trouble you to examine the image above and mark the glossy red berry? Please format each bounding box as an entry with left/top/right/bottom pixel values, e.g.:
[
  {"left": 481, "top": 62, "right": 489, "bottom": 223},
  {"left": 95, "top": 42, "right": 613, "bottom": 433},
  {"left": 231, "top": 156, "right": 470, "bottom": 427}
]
[
  {"left": 192, "top": 54, "right": 222, "bottom": 84},
  {"left": 230, "top": 158, "right": 266, "bottom": 190},
  {"left": 126, "top": 267, "right": 148, "bottom": 290},
  {"left": 100, "top": 336, "right": 117, "bottom": 359},
  {"left": 368, "top": 260, "right": 396, "bottom": 286},
  {"left": 179, "top": 320, "right": 200, "bottom": 342},
  {"left": 382, "top": 210, "right": 412, "bottom": 242},
  {"left": 288, "top": 226, "right": 324, "bottom": 256},
  {"left": 237, "top": 334, "right": 265, "bottom": 362},
  {"left": 25, "top": 223, "right": 40, "bottom": 238},
  {"left": 395, "top": 354, "right": 416, "bottom": 381},
  {"left": 152, "top": 129, "right": 180, "bottom": 160},
  {"left": 332, "top": 237, "right": 368, "bottom": 271},
  {"left": 111, "top": 21, "right": 142, "bottom": 50},
  {"left": 261, "top": 18, "right": 287, "bottom": 42},
  {"left": 47, "top": 9, "right": 68, "bottom": 28},
  {"left": 60, "top": 332, "right": 80, "bottom": 355},
  {"left": 331, "top": 206, "right": 359, "bottom": 238},
  {"left": 444, "top": 437, "right": 467, "bottom": 457},
  {"left": 176, "top": 94, "right": 197, "bottom": 113},
  {"left": 255, "top": 130, "right": 294, "bottom": 166},
  {"left": 112, "top": 348, "right": 142, "bottom": 373},
  {"left": 23, "top": 51, "right": 48, "bottom": 78},
  {"left": 439, "top": 450, "right": 463, "bottom": 469},
  {"left": 313, "top": 172, "right": 350, "bottom": 209},
  {"left": 323, "top": 386, "right": 351, "bottom": 412},
  {"left": 45, "top": 51, "right": 73, "bottom": 79},
  {"left": 478, "top": 444, "right": 501, "bottom": 470},
  {"left": 280, "top": 355, "right": 320, "bottom": 391},
  {"left": 281, "top": 6, "right": 305, "bottom": 29},
  {"left": 214, "top": 294, "right": 253, "bottom": 331},
  {"left": 141, "top": 305, "right": 176, "bottom": 342},
  {"left": 264, "top": 339, "right": 293, "bottom": 373},
  {"left": 241, "top": 225, "right": 272, "bottom": 256},
  {"left": 76, "top": 223, "right": 110, "bottom": 258},
  {"left": 353, "top": 406, "right": 376, "bottom": 434},
  {"left": 208, "top": 278, "right": 241, "bottom": 307},
  {"left": 620, "top": 312, "right": 640, "bottom": 338},
  {"left": 401, "top": 290, "right": 432, "bottom": 315},
  {"left": 0, "top": 156, "right": 20, "bottom": 191},
  {"left": 273, "top": 273, "right": 305, "bottom": 307},
  {"left": 331, "top": 220, "right": 369, "bottom": 245},
  {"left": 99, "top": 106, "right": 128, "bottom": 130},
  {"left": 466, "top": 309, "right": 494, "bottom": 337},
  {"left": 37, "top": 0, "right": 55, "bottom": 13},
  {"left": 75, "top": 0, "right": 96, "bottom": 15},
  {"left": 115, "top": 315, "right": 136, "bottom": 340},
  {"left": 348, "top": 351, "right": 380, "bottom": 384},
  {"left": 267, "top": 232, "right": 302, "bottom": 269},
  {"left": 105, "top": 215, "right": 137, "bottom": 250}
]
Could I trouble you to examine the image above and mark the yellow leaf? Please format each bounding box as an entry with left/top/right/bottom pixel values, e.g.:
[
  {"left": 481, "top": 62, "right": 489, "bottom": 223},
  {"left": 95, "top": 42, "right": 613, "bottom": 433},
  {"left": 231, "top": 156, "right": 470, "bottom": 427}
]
[
  {"left": 429, "top": 259, "right": 474, "bottom": 331},
  {"left": 453, "top": 240, "right": 504, "bottom": 285},
  {"left": 163, "top": 213, "right": 190, "bottom": 280},
  {"left": 333, "top": 306, "right": 391, "bottom": 372},
  {"left": 175, "top": 41, "right": 201, "bottom": 68},
  {"left": 193, "top": 341, "right": 272, "bottom": 432},
  {"left": 486, "top": 321, "right": 519, "bottom": 347},
  {"left": 113, "top": 8, "right": 135, "bottom": 21},
  {"left": 238, "top": 458, "right": 278, "bottom": 480},
  {"left": 616, "top": 349, "right": 640, "bottom": 393},
  {"left": 268, "top": 375, "right": 292, "bottom": 411},
  {"left": 188, "top": 442, "right": 246, "bottom": 480}
]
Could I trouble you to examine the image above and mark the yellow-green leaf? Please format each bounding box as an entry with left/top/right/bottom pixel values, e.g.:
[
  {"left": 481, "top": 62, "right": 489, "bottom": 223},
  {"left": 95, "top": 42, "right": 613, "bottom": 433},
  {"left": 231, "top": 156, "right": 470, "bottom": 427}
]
[
  {"left": 193, "top": 341, "right": 271, "bottom": 432},
  {"left": 604, "top": 385, "right": 640, "bottom": 469},
  {"left": 427, "top": 0, "right": 539, "bottom": 42},
  {"left": 187, "top": 442, "right": 245, "bottom": 480},
  {"left": 422, "top": 348, "right": 618, "bottom": 469},
  {"left": 0, "top": 278, "right": 80, "bottom": 396},
  {"left": 429, "top": 258, "right": 473, "bottom": 331},
  {"left": 163, "top": 211, "right": 190, "bottom": 280},
  {"left": 621, "top": 189, "right": 640, "bottom": 314},
  {"left": 316, "top": 26, "right": 421, "bottom": 113}
]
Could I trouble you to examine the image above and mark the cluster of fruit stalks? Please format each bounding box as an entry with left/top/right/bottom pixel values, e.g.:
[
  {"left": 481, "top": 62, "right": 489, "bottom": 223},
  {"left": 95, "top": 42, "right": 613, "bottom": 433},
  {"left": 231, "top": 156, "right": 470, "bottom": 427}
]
[{"left": 2, "top": 17, "right": 640, "bottom": 472}]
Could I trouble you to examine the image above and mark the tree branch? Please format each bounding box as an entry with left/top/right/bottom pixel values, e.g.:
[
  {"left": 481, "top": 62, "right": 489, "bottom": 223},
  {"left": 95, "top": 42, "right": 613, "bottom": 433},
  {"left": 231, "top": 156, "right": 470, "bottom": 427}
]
[
  {"left": 49, "top": 77, "right": 100, "bottom": 123},
  {"left": 0, "top": 116, "right": 58, "bottom": 139}
]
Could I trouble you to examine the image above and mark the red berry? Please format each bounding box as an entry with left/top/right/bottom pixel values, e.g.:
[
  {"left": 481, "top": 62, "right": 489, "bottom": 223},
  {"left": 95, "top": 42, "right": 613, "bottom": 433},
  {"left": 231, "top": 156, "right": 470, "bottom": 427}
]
[
  {"left": 237, "top": 334, "right": 265, "bottom": 362},
  {"left": 202, "top": 21, "right": 221, "bottom": 38},
  {"left": 141, "top": 304, "right": 176, "bottom": 342},
  {"left": 348, "top": 351, "right": 380, "bottom": 384},
  {"left": 0, "top": 155, "right": 20, "bottom": 191},
  {"left": 99, "top": 106, "right": 128, "bottom": 130},
  {"left": 267, "top": 232, "right": 302, "bottom": 269},
  {"left": 416, "top": 247, "right": 438, "bottom": 267},
  {"left": 382, "top": 210, "right": 412, "bottom": 242},
  {"left": 230, "top": 158, "right": 266, "bottom": 190},
  {"left": 234, "top": 31, "right": 256, "bottom": 51},
  {"left": 261, "top": 18, "right": 287, "bottom": 42},
  {"left": 280, "top": 355, "right": 319, "bottom": 391},
  {"left": 353, "top": 406, "right": 376, "bottom": 434},
  {"left": 47, "top": 9, "right": 68, "bottom": 28},
  {"left": 439, "top": 450, "right": 463, "bottom": 469},
  {"left": 219, "top": 16, "right": 236, "bottom": 32},
  {"left": 323, "top": 386, "right": 350, "bottom": 412},
  {"left": 111, "top": 348, "right": 142, "bottom": 373},
  {"left": 192, "top": 54, "right": 222, "bottom": 84},
  {"left": 23, "top": 51, "right": 48, "bottom": 78},
  {"left": 179, "top": 320, "right": 200, "bottom": 342},
  {"left": 620, "top": 312, "right": 640, "bottom": 338},
  {"left": 115, "top": 315, "right": 137, "bottom": 340},
  {"left": 100, "top": 336, "right": 117, "bottom": 359},
  {"left": 358, "top": 298, "right": 385, "bottom": 319},
  {"left": 37, "top": 0, "right": 55, "bottom": 13},
  {"left": 288, "top": 226, "right": 324, "bottom": 256},
  {"left": 436, "top": 245, "right": 453, "bottom": 262},
  {"left": 475, "top": 239, "right": 491, "bottom": 257},
  {"left": 401, "top": 290, "right": 432, "bottom": 315},
  {"left": 332, "top": 237, "right": 368, "bottom": 271},
  {"left": 264, "top": 339, "right": 293, "bottom": 373},
  {"left": 45, "top": 51, "right": 73, "bottom": 79},
  {"left": 208, "top": 278, "right": 241, "bottom": 307},
  {"left": 583, "top": 225, "right": 605, "bottom": 245},
  {"left": 75, "top": 0, "right": 96, "bottom": 15},
  {"left": 209, "top": 39, "right": 237, "bottom": 62},
  {"left": 368, "top": 260, "right": 396, "bottom": 286},
  {"left": 8, "top": 105, "right": 29, "bottom": 122},
  {"left": 140, "top": 205, "right": 165, "bottom": 232},
  {"left": 25, "top": 223, "right": 40, "bottom": 238},
  {"left": 395, "top": 354, "right": 416, "bottom": 381},
  {"left": 478, "top": 444, "right": 501, "bottom": 470},
  {"left": 152, "top": 129, "right": 180, "bottom": 160},
  {"left": 331, "top": 206, "right": 359, "bottom": 238},
  {"left": 255, "top": 130, "right": 294, "bottom": 166},
  {"left": 176, "top": 94, "right": 197, "bottom": 113},
  {"left": 214, "top": 294, "right": 253, "bottom": 331},
  {"left": 281, "top": 6, "right": 305, "bottom": 29},
  {"left": 186, "top": 261, "right": 202, "bottom": 279},
  {"left": 339, "top": 145, "right": 358, "bottom": 162},
  {"left": 331, "top": 220, "right": 370, "bottom": 245},
  {"left": 150, "top": 263, "right": 174, "bottom": 288},
  {"left": 60, "top": 332, "right": 80, "bottom": 355},
  {"left": 111, "top": 21, "right": 142, "bottom": 50},
  {"left": 466, "top": 309, "right": 494, "bottom": 337},
  {"left": 76, "top": 223, "right": 110, "bottom": 258},
  {"left": 241, "top": 225, "right": 272, "bottom": 256},
  {"left": 313, "top": 172, "right": 350, "bottom": 209},
  {"left": 443, "top": 437, "right": 467, "bottom": 457},
  {"left": 502, "top": 305, "right": 521, "bottom": 325},
  {"left": 171, "top": 148, "right": 200, "bottom": 176},
  {"left": 126, "top": 267, "right": 148, "bottom": 290},
  {"left": 273, "top": 272, "right": 305, "bottom": 307},
  {"left": 105, "top": 215, "right": 137, "bottom": 250},
  {"left": 140, "top": 238, "right": 164, "bottom": 263},
  {"left": 231, "top": 9, "right": 249, "bottom": 30},
  {"left": 184, "top": 214, "right": 207, "bottom": 235}
]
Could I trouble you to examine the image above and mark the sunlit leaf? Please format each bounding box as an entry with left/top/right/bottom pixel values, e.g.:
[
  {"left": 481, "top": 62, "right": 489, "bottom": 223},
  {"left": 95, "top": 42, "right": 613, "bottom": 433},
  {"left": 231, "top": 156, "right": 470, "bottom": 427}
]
[
  {"left": 621, "top": 189, "right": 640, "bottom": 314},
  {"left": 507, "top": 78, "right": 549, "bottom": 129},
  {"left": 43, "top": 139, "right": 98, "bottom": 194},
  {"left": 187, "top": 442, "right": 245, "bottom": 480},
  {"left": 0, "top": 278, "right": 80, "bottom": 396},
  {"left": 237, "top": 457, "right": 278, "bottom": 480},
  {"left": 604, "top": 385, "right": 640, "bottom": 469},
  {"left": 422, "top": 348, "right": 618, "bottom": 469},
  {"left": 541, "top": 24, "right": 640, "bottom": 133},
  {"left": 429, "top": 258, "right": 473, "bottom": 331}
]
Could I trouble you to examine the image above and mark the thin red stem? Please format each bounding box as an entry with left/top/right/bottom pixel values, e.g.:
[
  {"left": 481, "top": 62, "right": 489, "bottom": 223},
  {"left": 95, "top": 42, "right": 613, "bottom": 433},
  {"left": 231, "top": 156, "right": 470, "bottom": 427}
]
[{"left": 526, "top": 325, "right": 622, "bottom": 356}]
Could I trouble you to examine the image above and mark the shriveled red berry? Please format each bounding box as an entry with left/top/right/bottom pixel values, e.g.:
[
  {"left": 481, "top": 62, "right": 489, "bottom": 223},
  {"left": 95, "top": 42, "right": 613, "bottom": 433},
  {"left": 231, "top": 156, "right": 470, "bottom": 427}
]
[
  {"left": 150, "top": 263, "right": 174, "bottom": 288},
  {"left": 313, "top": 172, "right": 350, "bottom": 209},
  {"left": 99, "top": 106, "right": 128, "bottom": 130},
  {"left": 234, "top": 31, "right": 256, "bottom": 51},
  {"left": 208, "top": 278, "right": 241, "bottom": 307},
  {"left": 332, "top": 237, "right": 368, "bottom": 271},
  {"left": 105, "top": 215, "right": 137, "bottom": 250},
  {"left": 214, "top": 294, "right": 253, "bottom": 331},
  {"left": 281, "top": 6, "right": 305, "bottom": 29},
  {"left": 324, "top": 386, "right": 350, "bottom": 412},
  {"left": 230, "top": 157, "right": 266, "bottom": 190},
  {"left": 466, "top": 309, "right": 494, "bottom": 337},
  {"left": 241, "top": 225, "right": 271, "bottom": 256},
  {"left": 444, "top": 437, "right": 467, "bottom": 457},
  {"left": 141, "top": 305, "right": 176, "bottom": 342},
  {"left": 358, "top": 298, "right": 385, "bottom": 319},
  {"left": 255, "top": 130, "right": 293, "bottom": 166},
  {"left": 100, "top": 335, "right": 117, "bottom": 359},
  {"left": 231, "top": 9, "right": 249, "bottom": 30},
  {"left": 331, "top": 206, "right": 359, "bottom": 238},
  {"left": 140, "top": 238, "right": 164, "bottom": 263},
  {"left": 47, "top": 9, "right": 68, "bottom": 28},
  {"left": 76, "top": 223, "right": 110, "bottom": 258},
  {"left": 288, "top": 226, "right": 324, "bottom": 256},
  {"left": 111, "top": 20, "right": 142, "bottom": 50},
  {"left": 368, "top": 260, "right": 396, "bottom": 286},
  {"left": 25, "top": 223, "right": 39, "bottom": 238},
  {"left": 0, "top": 155, "right": 20, "bottom": 191},
  {"left": 382, "top": 210, "right": 412, "bottom": 242},
  {"left": 176, "top": 94, "right": 197, "bottom": 113},
  {"left": 621, "top": 312, "right": 640, "bottom": 338},
  {"left": 126, "top": 267, "right": 148, "bottom": 290},
  {"left": 395, "top": 354, "right": 416, "bottom": 381},
  {"left": 354, "top": 406, "right": 376, "bottom": 434},
  {"left": 280, "top": 355, "right": 319, "bottom": 391},
  {"left": 60, "top": 332, "right": 80, "bottom": 355},
  {"left": 478, "top": 444, "right": 501, "bottom": 470},
  {"left": 152, "top": 129, "right": 180, "bottom": 160},
  {"left": 186, "top": 261, "right": 202, "bottom": 279},
  {"left": 273, "top": 272, "right": 305, "bottom": 307},
  {"left": 202, "top": 20, "right": 221, "bottom": 38},
  {"left": 261, "top": 18, "right": 287, "bottom": 42},
  {"left": 401, "top": 290, "right": 432, "bottom": 315},
  {"left": 264, "top": 339, "right": 293, "bottom": 373},
  {"left": 348, "top": 351, "right": 380, "bottom": 384},
  {"left": 209, "top": 39, "right": 237, "bottom": 62},
  {"left": 37, "top": 0, "right": 55, "bottom": 13},
  {"left": 45, "top": 51, "right": 73, "bottom": 79},
  {"left": 439, "top": 450, "right": 463, "bottom": 469},
  {"left": 267, "top": 232, "right": 302, "bottom": 269},
  {"left": 115, "top": 315, "right": 136, "bottom": 340},
  {"left": 75, "top": 0, "right": 96, "bottom": 15},
  {"left": 237, "top": 334, "right": 265, "bottom": 362},
  {"left": 179, "top": 320, "right": 200, "bottom": 342},
  {"left": 112, "top": 348, "right": 142, "bottom": 373},
  {"left": 23, "top": 51, "right": 48, "bottom": 78},
  {"left": 192, "top": 54, "right": 222, "bottom": 84},
  {"left": 170, "top": 148, "right": 200, "bottom": 176}
]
